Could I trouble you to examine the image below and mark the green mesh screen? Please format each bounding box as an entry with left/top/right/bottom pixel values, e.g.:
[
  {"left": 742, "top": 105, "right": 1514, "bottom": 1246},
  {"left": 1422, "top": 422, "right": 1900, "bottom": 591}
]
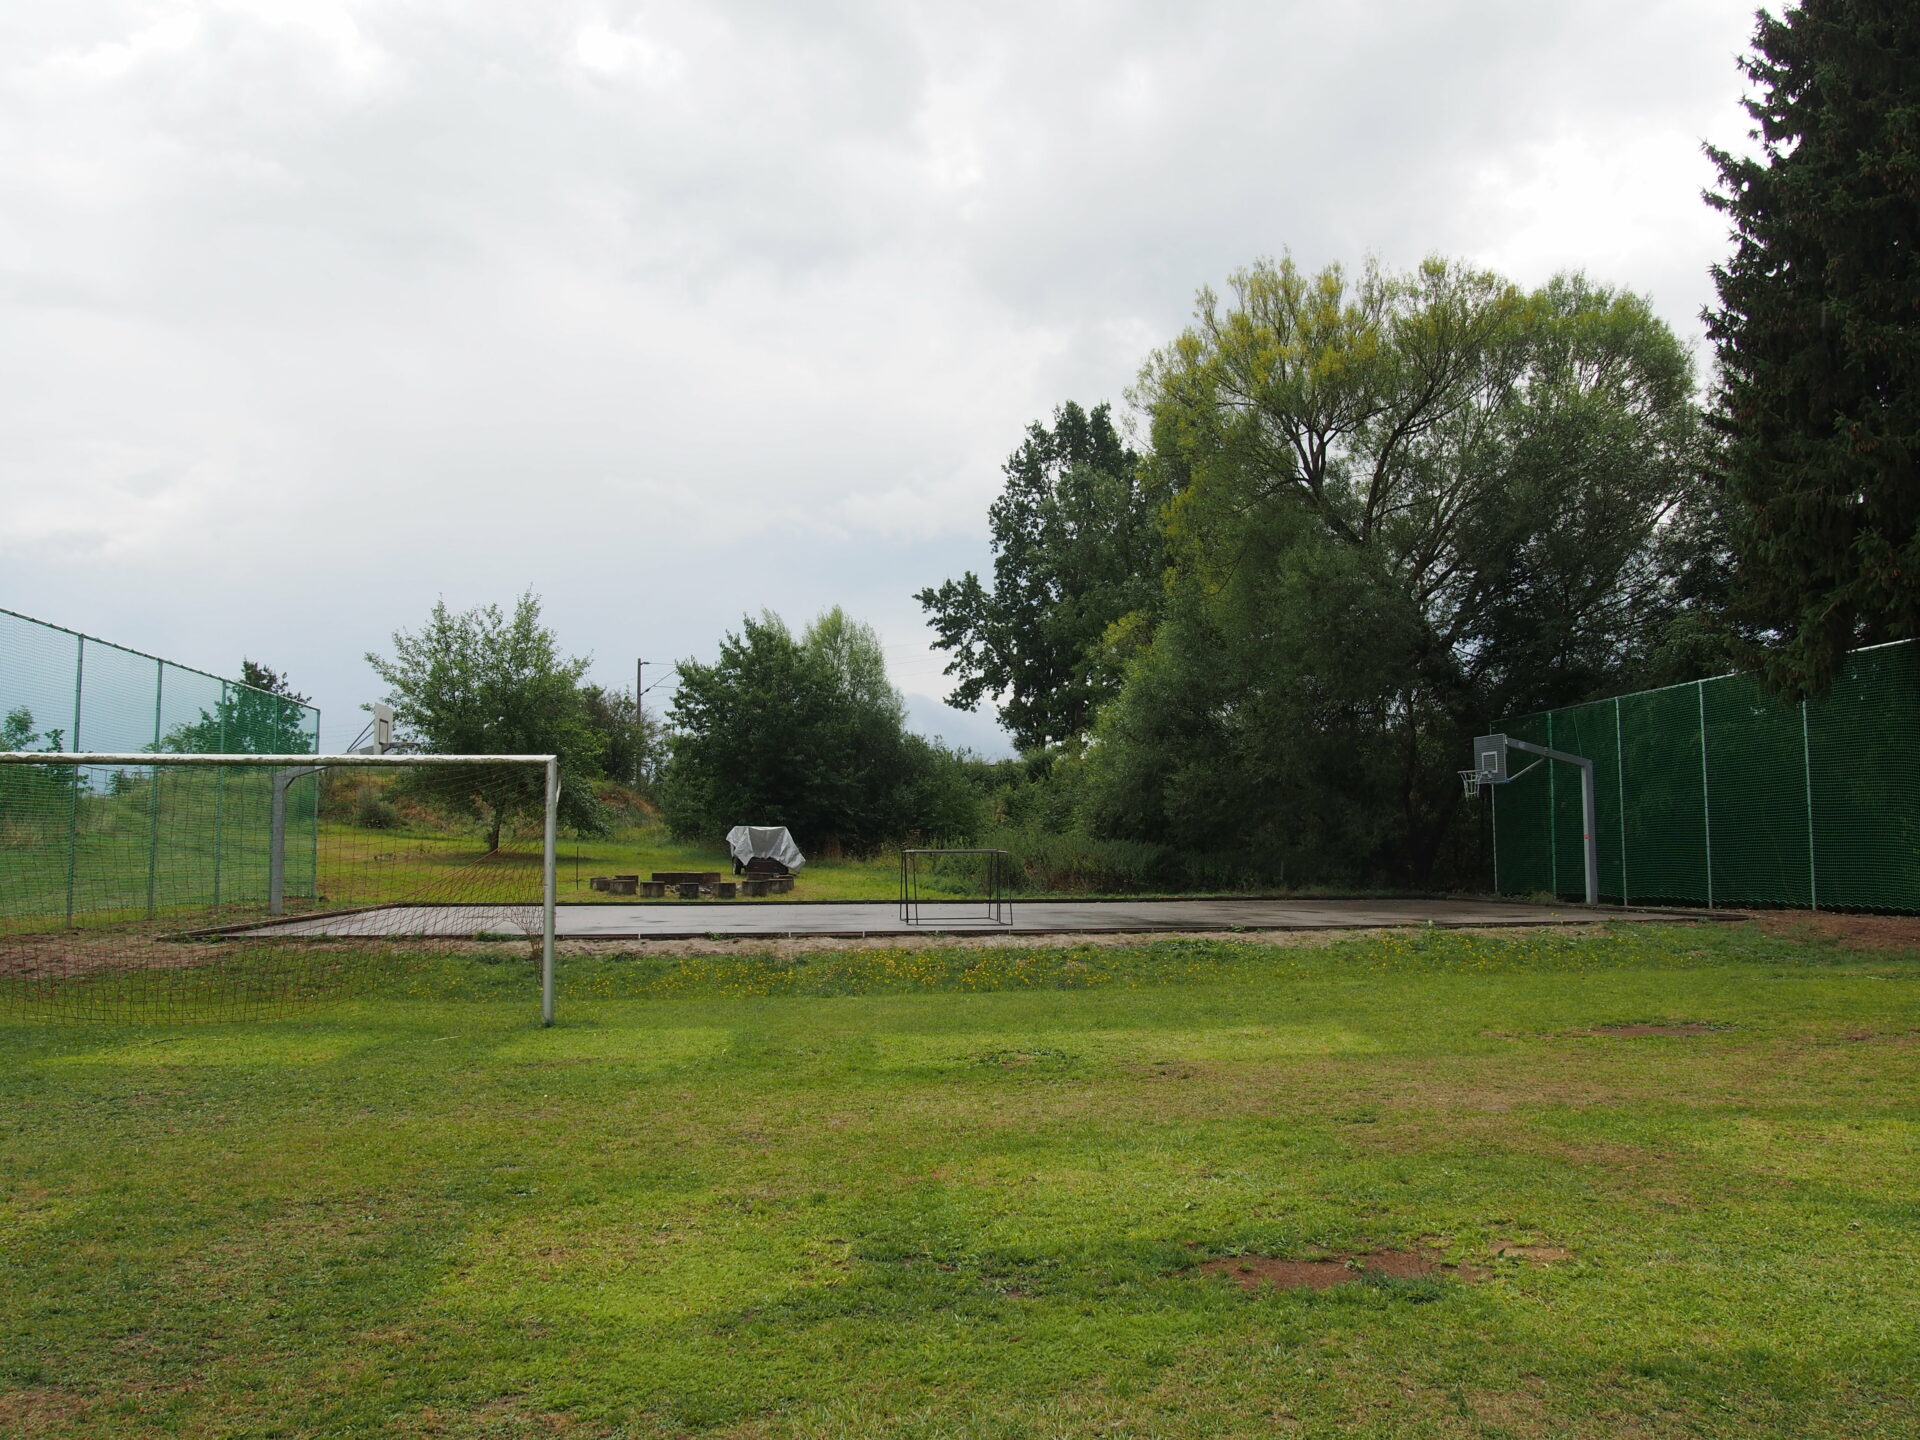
[
  {"left": 2, "top": 759, "right": 553, "bottom": 1024},
  {"left": 1809, "top": 642, "right": 1920, "bottom": 910},
  {"left": 1493, "top": 640, "right": 1919, "bottom": 911},
  {"left": 0, "top": 606, "right": 324, "bottom": 929},
  {"left": 1493, "top": 714, "right": 1553, "bottom": 897}
]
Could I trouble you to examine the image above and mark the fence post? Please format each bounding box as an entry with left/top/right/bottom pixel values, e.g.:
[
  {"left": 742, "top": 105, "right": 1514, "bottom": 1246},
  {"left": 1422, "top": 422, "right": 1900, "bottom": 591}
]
[
  {"left": 65, "top": 635, "right": 85, "bottom": 927},
  {"left": 147, "top": 660, "right": 163, "bottom": 917},
  {"left": 1614, "top": 697, "right": 1628, "bottom": 906},
  {"left": 1802, "top": 699, "right": 1818, "bottom": 911},
  {"left": 212, "top": 682, "right": 226, "bottom": 912},
  {"left": 1698, "top": 681, "right": 1713, "bottom": 909},
  {"left": 1547, "top": 712, "right": 1559, "bottom": 898},
  {"left": 541, "top": 757, "right": 559, "bottom": 1028},
  {"left": 1490, "top": 772, "right": 1500, "bottom": 895}
]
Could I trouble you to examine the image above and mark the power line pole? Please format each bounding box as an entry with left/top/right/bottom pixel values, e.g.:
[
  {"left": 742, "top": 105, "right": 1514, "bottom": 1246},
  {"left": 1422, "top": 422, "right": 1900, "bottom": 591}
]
[{"left": 635, "top": 659, "right": 649, "bottom": 787}]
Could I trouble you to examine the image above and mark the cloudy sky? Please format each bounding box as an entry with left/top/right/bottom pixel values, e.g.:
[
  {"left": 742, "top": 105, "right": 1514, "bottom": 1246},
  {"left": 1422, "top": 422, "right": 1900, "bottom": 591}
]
[{"left": 1, "top": 0, "right": 1761, "bottom": 755}]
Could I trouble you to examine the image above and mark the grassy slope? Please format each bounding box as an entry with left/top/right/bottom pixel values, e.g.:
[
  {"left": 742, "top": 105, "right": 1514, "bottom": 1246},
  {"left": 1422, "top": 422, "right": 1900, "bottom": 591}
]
[{"left": 2, "top": 923, "right": 1917, "bottom": 1438}]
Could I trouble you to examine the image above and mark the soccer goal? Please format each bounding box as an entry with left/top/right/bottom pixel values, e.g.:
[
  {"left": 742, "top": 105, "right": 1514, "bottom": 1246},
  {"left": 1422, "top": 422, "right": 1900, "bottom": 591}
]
[{"left": 0, "top": 752, "right": 560, "bottom": 1025}]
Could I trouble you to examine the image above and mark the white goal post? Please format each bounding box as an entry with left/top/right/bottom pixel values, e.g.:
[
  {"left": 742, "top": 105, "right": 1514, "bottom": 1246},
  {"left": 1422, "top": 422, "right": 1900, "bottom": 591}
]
[{"left": 0, "top": 751, "right": 562, "bottom": 1025}]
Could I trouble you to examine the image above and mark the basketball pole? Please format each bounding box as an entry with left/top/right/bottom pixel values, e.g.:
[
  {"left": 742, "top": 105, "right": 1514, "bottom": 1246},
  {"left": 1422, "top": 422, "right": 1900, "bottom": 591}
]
[
  {"left": 1510, "top": 738, "right": 1597, "bottom": 905},
  {"left": 1472, "top": 735, "right": 1599, "bottom": 905}
]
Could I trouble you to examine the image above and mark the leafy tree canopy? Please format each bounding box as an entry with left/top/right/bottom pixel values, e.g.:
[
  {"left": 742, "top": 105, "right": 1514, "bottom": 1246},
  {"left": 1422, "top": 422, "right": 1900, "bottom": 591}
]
[
  {"left": 163, "top": 660, "right": 315, "bottom": 755},
  {"left": 916, "top": 401, "right": 1165, "bottom": 751},
  {"left": 365, "top": 592, "right": 606, "bottom": 847},
  {"left": 239, "top": 660, "right": 308, "bottom": 705},
  {"left": 1077, "top": 255, "right": 1704, "bottom": 885},
  {"left": 661, "top": 608, "right": 979, "bottom": 852},
  {"left": 1705, "top": 0, "right": 1920, "bottom": 695},
  {"left": 578, "top": 683, "right": 664, "bottom": 792}
]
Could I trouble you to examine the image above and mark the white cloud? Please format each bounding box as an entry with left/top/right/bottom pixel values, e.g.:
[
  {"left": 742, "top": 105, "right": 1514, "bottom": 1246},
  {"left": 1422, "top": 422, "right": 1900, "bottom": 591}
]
[{"left": 0, "top": 0, "right": 1761, "bottom": 757}]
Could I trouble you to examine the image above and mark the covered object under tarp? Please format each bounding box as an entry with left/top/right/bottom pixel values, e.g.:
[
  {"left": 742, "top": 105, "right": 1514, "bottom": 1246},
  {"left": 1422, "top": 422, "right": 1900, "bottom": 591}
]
[{"left": 726, "top": 825, "right": 807, "bottom": 874}]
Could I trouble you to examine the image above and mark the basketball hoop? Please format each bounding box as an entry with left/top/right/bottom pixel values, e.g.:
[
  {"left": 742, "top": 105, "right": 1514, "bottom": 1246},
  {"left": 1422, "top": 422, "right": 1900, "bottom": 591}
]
[{"left": 1459, "top": 768, "right": 1484, "bottom": 798}]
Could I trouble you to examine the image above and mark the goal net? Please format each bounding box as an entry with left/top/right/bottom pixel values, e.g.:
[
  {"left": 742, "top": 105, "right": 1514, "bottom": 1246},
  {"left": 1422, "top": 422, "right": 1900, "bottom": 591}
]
[{"left": 0, "top": 753, "right": 557, "bottom": 1025}]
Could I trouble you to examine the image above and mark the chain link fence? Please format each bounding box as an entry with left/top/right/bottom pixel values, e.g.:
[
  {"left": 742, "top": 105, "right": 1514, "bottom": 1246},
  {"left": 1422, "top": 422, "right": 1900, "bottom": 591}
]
[
  {"left": 1493, "top": 640, "right": 1919, "bottom": 911},
  {"left": 1, "top": 607, "right": 322, "bottom": 925}
]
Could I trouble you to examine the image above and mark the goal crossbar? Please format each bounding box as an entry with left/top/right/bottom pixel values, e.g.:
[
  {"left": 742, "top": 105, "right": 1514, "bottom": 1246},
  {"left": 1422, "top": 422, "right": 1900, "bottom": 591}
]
[
  {"left": 0, "top": 753, "right": 558, "bottom": 767},
  {"left": 1, "top": 752, "right": 563, "bottom": 1025}
]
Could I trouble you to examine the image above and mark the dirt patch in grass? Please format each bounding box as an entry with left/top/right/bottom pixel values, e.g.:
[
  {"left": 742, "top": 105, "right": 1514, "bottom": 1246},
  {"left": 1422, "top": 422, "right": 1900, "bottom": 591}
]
[
  {"left": 1200, "top": 1248, "right": 1486, "bottom": 1291},
  {"left": 5, "top": 921, "right": 1611, "bottom": 977},
  {"left": 1123, "top": 1059, "right": 1202, "bottom": 1081},
  {"left": 971, "top": 1047, "right": 1074, "bottom": 1069},
  {"left": 1752, "top": 910, "right": 1920, "bottom": 954},
  {"left": 1495, "top": 1243, "right": 1575, "bottom": 1263},
  {"left": 0, "top": 934, "right": 229, "bottom": 979},
  {"left": 0, "top": 1387, "right": 91, "bottom": 1434}
]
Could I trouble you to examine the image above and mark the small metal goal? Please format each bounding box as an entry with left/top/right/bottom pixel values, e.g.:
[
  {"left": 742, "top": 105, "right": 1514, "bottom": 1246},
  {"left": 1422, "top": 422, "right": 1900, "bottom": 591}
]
[{"left": 898, "top": 848, "right": 1016, "bottom": 927}]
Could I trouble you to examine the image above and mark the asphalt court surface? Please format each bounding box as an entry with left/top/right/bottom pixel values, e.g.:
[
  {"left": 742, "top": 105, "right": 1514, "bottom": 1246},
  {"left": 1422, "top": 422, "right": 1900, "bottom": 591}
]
[{"left": 244, "top": 896, "right": 1716, "bottom": 940}]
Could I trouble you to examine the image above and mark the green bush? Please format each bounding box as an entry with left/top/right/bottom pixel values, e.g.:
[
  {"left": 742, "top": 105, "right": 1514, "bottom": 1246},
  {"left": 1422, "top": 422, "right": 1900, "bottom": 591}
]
[{"left": 352, "top": 785, "right": 400, "bottom": 831}]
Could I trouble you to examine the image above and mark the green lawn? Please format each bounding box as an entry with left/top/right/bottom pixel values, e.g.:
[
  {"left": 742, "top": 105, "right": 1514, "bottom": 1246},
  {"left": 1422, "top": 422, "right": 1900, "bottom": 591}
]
[{"left": 3, "top": 922, "right": 1917, "bottom": 1437}]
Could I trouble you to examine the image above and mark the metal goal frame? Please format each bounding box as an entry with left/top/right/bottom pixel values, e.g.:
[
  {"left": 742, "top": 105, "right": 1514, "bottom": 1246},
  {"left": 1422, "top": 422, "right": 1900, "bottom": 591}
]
[
  {"left": 898, "top": 847, "right": 1016, "bottom": 927},
  {"left": 0, "top": 751, "right": 563, "bottom": 1025}
]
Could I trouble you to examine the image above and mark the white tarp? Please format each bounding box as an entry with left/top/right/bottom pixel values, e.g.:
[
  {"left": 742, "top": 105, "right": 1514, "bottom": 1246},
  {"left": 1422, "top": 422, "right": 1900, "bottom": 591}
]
[{"left": 726, "top": 825, "right": 807, "bottom": 872}]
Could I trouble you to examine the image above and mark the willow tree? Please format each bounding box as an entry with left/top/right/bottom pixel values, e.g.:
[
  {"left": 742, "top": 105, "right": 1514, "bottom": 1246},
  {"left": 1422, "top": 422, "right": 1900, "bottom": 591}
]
[{"left": 1079, "top": 256, "right": 1702, "bottom": 885}]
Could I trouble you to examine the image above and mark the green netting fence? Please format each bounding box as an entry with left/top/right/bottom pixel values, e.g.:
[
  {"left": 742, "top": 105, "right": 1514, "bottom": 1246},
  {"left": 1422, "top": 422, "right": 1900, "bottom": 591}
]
[
  {"left": 0, "top": 607, "right": 323, "bottom": 925},
  {"left": 1492, "top": 639, "right": 1920, "bottom": 911}
]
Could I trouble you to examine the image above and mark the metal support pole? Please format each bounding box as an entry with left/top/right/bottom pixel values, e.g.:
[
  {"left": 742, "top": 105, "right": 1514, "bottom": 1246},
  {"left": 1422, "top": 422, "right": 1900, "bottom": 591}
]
[
  {"left": 269, "top": 766, "right": 325, "bottom": 915},
  {"left": 1577, "top": 757, "right": 1599, "bottom": 908},
  {"left": 269, "top": 778, "right": 286, "bottom": 917},
  {"left": 1489, "top": 770, "right": 1500, "bottom": 896},
  {"left": 65, "top": 636, "right": 85, "bottom": 927},
  {"left": 1801, "top": 700, "right": 1818, "bottom": 911},
  {"left": 1546, "top": 714, "right": 1558, "bottom": 900},
  {"left": 1614, "top": 697, "right": 1628, "bottom": 907},
  {"left": 634, "top": 659, "right": 656, "bottom": 788},
  {"left": 541, "top": 757, "right": 559, "bottom": 1027},
  {"left": 147, "top": 661, "right": 163, "bottom": 918},
  {"left": 1502, "top": 736, "right": 1600, "bottom": 906},
  {"left": 1698, "top": 681, "right": 1714, "bottom": 909},
  {"left": 212, "top": 684, "right": 226, "bottom": 913}
]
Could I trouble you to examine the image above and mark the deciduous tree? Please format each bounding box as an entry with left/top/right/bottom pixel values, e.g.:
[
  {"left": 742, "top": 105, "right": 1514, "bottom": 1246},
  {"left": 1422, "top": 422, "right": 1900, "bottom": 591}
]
[
  {"left": 1080, "top": 257, "right": 1703, "bottom": 884},
  {"left": 366, "top": 593, "right": 605, "bottom": 848},
  {"left": 661, "top": 609, "right": 978, "bottom": 850},
  {"left": 916, "top": 402, "right": 1164, "bottom": 750}
]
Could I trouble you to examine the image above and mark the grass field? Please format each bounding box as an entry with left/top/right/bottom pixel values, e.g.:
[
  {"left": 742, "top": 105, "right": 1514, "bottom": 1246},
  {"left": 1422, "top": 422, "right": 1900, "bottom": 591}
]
[{"left": 3, "top": 919, "right": 1917, "bottom": 1437}]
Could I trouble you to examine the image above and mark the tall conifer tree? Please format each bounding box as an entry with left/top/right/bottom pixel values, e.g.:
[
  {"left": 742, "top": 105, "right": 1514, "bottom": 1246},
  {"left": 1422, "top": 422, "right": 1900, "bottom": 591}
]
[{"left": 1704, "top": 0, "right": 1920, "bottom": 694}]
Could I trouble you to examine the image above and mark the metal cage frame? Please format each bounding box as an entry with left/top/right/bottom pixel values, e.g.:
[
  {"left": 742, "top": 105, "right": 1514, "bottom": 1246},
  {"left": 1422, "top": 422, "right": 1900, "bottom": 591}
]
[{"left": 897, "top": 847, "right": 1016, "bottom": 927}]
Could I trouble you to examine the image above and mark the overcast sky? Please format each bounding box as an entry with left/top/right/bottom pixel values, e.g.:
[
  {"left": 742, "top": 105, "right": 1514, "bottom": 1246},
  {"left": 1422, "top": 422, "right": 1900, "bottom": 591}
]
[{"left": 1, "top": 0, "right": 1761, "bottom": 755}]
